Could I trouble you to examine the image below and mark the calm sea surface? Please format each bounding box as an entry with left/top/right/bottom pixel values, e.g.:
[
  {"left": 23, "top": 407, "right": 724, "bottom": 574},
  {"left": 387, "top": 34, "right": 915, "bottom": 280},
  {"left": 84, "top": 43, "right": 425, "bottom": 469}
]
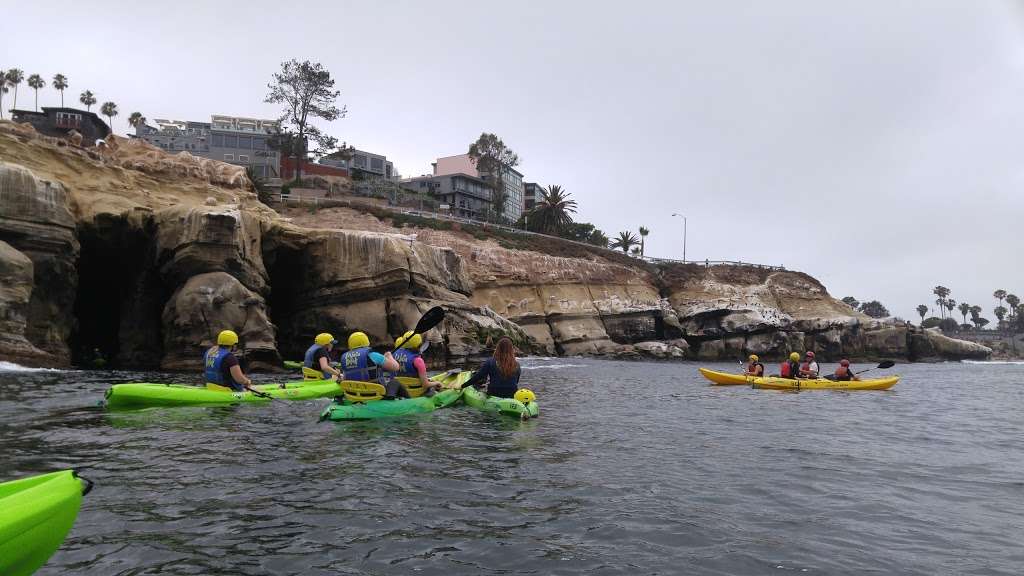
[{"left": 2, "top": 358, "right": 1024, "bottom": 575}]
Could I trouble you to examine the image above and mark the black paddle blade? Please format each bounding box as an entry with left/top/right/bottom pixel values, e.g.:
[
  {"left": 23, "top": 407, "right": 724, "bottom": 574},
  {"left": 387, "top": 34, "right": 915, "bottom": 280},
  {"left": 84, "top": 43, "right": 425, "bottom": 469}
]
[
  {"left": 413, "top": 306, "right": 446, "bottom": 334},
  {"left": 877, "top": 360, "right": 895, "bottom": 369}
]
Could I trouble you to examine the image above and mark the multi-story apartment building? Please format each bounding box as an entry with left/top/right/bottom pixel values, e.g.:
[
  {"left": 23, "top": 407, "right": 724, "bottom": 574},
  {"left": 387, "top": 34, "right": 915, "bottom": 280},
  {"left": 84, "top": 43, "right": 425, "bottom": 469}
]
[
  {"left": 523, "top": 182, "right": 545, "bottom": 212},
  {"left": 402, "top": 172, "right": 492, "bottom": 220},
  {"left": 432, "top": 153, "right": 524, "bottom": 222},
  {"left": 134, "top": 115, "right": 281, "bottom": 179},
  {"left": 320, "top": 148, "right": 396, "bottom": 180}
]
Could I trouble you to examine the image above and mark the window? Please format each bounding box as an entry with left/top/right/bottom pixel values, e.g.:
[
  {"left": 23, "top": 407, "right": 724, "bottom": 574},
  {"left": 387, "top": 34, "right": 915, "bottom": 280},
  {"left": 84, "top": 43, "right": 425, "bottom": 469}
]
[
  {"left": 370, "top": 157, "right": 384, "bottom": 171},
  {"left": 223, "top": 135, "right": 238, "bottom": 148},
  {"left": 224, "top": 154, "right": 234, "bottom": 161},
  {"left": 212, "top": 133, "right": 225, "bottom": 147},
  {"left": 253, "top": 137, "right": 266, "bottom": 151},
  {"left": 353, "top": 155, "right": 367, "bottom": 168},
  {"left": 238, "top": 155, "right": 249, "bottom": 163},
  {"left": 255, "top": 165, "right": 267, "bottom": 178},
  {"left": 238, "top": 136, "right": 252, "bottom": 149}
]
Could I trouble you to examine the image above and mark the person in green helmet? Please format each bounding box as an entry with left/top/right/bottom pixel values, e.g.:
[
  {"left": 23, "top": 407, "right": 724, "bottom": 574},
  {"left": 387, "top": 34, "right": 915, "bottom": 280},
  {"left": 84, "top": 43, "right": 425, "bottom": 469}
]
[
  {"left": 779, "top": 352, "right": 801, "bottom": 379},
  {"left": 204, "top": 330, "right": 252, "bottom": 391}
]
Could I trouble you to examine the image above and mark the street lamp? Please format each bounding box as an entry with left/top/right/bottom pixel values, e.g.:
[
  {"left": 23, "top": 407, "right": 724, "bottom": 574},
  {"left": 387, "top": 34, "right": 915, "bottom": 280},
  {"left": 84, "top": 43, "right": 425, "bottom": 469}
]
[{"left": 671, "top": 213, "right": 687, "bottom": 262}]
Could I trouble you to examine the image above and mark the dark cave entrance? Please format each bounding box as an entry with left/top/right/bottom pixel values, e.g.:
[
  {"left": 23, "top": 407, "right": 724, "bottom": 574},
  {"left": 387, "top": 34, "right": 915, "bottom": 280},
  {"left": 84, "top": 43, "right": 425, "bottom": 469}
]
[
  {"left": 264, "top": 243, "right": 307, "bottom": 362},
  {"left": 71, "top": 217, "right": 163, "bottom": 368}
]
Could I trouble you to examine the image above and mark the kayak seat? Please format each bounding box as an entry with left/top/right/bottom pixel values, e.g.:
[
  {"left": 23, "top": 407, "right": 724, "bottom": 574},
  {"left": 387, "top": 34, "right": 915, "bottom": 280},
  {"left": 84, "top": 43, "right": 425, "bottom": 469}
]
[
  {"left": 340, "top": 380, "right": 387, "bottom": 403},
  {"left": 302, "top": 367, "right": 324, "bottom": 380},
  {"left": 206, "top": 382, "right": 234, "bottom": 392},
  {"left": 395, "top": 376, "right": 425, "bottom": 398}
]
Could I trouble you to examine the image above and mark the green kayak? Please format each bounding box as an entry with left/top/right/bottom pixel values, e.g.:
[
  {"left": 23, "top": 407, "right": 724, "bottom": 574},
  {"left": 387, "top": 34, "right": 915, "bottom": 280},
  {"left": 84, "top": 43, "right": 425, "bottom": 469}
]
[
  {"left": 283, "top": 360, "right": 303, "bottom": 370},
  {"left": 462, "top": 386, "right": 539, "bottom": 419},
  {"left": 104, "top": 379, "right": 341, "bottom": 410},
  {"left": 0, "top": 470, "right": 91, "bottom": 576},
  {"left": 320, "top": 387, "right": 463, "bottom": 421}
]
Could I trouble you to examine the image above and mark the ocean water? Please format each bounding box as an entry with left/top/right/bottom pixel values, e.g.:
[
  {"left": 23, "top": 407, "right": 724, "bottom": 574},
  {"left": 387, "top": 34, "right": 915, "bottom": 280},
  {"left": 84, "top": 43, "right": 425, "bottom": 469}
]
[{"left": 2, "top": 359, "right": 1023, "bottom": 575}]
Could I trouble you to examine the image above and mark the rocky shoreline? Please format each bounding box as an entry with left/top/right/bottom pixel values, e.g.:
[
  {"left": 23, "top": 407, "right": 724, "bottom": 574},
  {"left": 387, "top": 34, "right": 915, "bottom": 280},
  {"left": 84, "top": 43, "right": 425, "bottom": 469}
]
[{"left": 0, "top": 121, "right": 991, "bottom": 370}]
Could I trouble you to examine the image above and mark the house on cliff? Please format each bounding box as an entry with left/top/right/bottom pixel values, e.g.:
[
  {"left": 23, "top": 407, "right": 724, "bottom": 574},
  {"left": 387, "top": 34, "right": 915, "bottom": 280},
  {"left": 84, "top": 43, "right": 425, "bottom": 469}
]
[{"left": 11, "top": 107, "right": 110, "bottom": 145}]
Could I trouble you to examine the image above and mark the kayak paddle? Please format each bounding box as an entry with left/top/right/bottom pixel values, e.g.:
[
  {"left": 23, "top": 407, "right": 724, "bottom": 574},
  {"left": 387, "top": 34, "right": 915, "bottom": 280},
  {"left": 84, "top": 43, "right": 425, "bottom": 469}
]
[
  {"left": 393, "top": 306, "right": 445, "bottom": 350},
  {"left": 854, "top": 360, "right": 895, "bottom": 375}
]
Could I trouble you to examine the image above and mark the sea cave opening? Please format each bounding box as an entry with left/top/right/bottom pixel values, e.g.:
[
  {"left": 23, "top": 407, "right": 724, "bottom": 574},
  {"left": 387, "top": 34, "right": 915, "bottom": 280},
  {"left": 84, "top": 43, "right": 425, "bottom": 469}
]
[{"left": 264, "top": 242, "right": 307, "bottom": 362}]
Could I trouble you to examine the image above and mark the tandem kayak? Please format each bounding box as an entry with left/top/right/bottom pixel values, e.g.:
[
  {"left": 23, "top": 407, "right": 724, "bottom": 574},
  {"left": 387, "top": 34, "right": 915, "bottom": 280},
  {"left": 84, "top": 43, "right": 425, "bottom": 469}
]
[
  {"left": 320, "top": 387, "right": 463, "bottom": 421},
  {"left": 0, "top": 470, "right": 92, "bottom": 576},
  {"left": 698, "top": 368, "right": 756, "bottom": 386},
  {"left": 104, "top": 379, "right": 341, "bottom": 409},
  {"left": 462, "top": 386, "right": 539, "bottom": 419},
  {"left": 751, "top": 375, "right": 900, "bottom": 391}
]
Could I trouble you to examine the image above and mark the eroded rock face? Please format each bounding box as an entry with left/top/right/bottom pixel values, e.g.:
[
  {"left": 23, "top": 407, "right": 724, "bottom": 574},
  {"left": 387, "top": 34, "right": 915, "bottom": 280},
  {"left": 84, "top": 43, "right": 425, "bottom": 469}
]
[
  {"left": 160, "top": 272, "right": 279, "bottom": 370},
  {"left": 0, "top": 162, "right": 79, "bottom": 363},
  {"left": 0, "top": 240, "right": 51, "bottom": 364}
]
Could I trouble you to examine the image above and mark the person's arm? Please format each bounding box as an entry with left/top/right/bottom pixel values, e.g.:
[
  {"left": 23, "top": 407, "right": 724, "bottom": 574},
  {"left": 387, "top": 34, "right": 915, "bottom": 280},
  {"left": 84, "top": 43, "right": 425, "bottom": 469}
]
[
  {"left": 318, "top": 354, "right": 341, "bottom": 379},
  {"left": 413, "top": 356, "right": 432, "bottom": 389},
  {"left": 229, "top": 364, "right": 252, "bottom": 388},
  {"left": 463, "top": 360, "right": 491, "bottom": 389},
  {"left": 381, "top": 351, "right": 400, "bottom": 372}
]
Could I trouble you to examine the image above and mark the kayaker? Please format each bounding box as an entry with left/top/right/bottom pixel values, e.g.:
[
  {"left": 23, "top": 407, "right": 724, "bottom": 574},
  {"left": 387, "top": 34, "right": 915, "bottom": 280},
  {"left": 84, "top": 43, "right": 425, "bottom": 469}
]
[
  {"left": 745, "top": 354, "right": 764, "bottom": 377},
  {"left": 392, "top": 331, "right": 439, "bottom": 397},
  {"left": 463, "top": 336, "right": 521, "bottom": 398},
  {"left": 204, "top": 330, "right": 252, "bottom": 391},
  {"left": 833, "top": 359, "right": 859, "bottom": 381},
  {"left": 341, "top": 331, "right": 406, "bottom": 399},
  {"left": 779, "top": 352, "right": 800, "bottom": 379},
  {"left": 799, "top": 351, "right": 820, "bottom": 379},
  {"left": 304, "top": 333, "right": 342, "bottom": 380}
]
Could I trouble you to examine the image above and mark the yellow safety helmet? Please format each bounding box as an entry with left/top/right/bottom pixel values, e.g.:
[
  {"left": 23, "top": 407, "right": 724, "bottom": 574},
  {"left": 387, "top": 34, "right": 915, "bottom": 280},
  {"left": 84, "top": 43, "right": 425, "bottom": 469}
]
[
  {"left": 514, "top": 389, "right": 536, "bottom": 404},
  {"left": 315, "top": 332, "right": 336, "bottom": 346},
  {"left": 217, "top": 330, "right": 239, "bottom": 346},
  {"left": 749, "top": 354, "right": 759, "bottom": 362},
  {"left": 395, "top": 331, "right": 423, "bottom": 350},
  {"left": 348, "top": 331, "right": 370, "bottom": 350},
  {"left": 789, "top": 352, "right": 800, "bottom": 362}
]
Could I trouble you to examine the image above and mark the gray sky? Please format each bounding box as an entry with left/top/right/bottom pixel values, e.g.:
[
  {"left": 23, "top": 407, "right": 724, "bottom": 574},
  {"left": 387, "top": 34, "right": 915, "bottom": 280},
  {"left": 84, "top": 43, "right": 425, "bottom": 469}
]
[{"left": 7, "top": 0, "right": 1024, "bottom": 322}]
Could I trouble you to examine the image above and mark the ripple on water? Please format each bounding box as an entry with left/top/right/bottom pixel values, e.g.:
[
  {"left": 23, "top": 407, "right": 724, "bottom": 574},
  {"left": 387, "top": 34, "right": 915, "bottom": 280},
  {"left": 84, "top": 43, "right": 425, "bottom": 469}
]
[{"left": 2, "top": 361, "right": 1024, "bottom": 574}]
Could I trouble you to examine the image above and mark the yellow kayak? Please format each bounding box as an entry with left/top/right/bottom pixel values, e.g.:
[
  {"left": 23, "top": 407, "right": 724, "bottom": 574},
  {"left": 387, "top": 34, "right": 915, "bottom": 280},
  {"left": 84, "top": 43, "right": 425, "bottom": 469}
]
[
  {"left": 698, "top": 368, "right": 757, "bottom": 386},
  {"left": 751, "top": 375, "right": 900, "bottom": 391}
]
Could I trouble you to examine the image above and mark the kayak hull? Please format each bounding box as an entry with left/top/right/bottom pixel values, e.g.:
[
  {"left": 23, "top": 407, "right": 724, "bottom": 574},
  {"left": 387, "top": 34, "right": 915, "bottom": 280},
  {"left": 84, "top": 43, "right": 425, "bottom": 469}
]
[
  {"left": 462, "top": 386, "right": 539, "bottom": 419},
  {"left": 0, "top": 470, "right": 87, "bottom": 576},
  {"left": 104, "top": 379, "right": 341, "bottom": 409},
  {"left": 698, "top": 368, "right": 755, "bottom": 386},
  {"left": 321, "top": 382, "right": 465, "bottom": 421},
  {"left": 752, "top": 376, "right": 900, "bottom": 390}
]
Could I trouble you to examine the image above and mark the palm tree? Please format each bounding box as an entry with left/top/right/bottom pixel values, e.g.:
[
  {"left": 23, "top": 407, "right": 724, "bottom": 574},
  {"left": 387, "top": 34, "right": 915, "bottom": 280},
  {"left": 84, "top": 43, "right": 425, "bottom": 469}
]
[
  {"left": 916, "top": 304, "right": 928, "bottom": 324},
  {"left": 638, "top": 226, "right": 650, "bottom": 257},
  {"left": 530, "top": 185, "right": 578, "bottom": 235},
  {"left": 128, "top": 111, "right": 146, "bottom": 130},
  {"left": 995, "top": 306, "right": 1008, "bottom": 326},
  {"left": 994, "top": 289, "right": 1007, "bottom": 308},
  {"left": 6, "top": 69, "right": 24, "bottom": 110},
  {"left": 932, "top": 286, "right": 950, "bottom": 319},
  {"left": 100, "top": 102, "right": 118, "bottom": 132},
  {"left": 52, "top": 74, "right": 68, "bottom": 107},
  {"left": 945, "top": 299, "right": 956, "bottom": 318},
  {"left": 609, "top": 231, "right": 640, "bottom": 254},
  {"left": 0, "top": 82, "right": 7, "bottom": 119},
  {"left": 79, "top": 90, "right": 96, "bottom": 112},
  {"left": 26, "top": 74, "right": 44, "bottom": 111},
  {"left": 630, "top": 246, "right": 641, "bottom": 256},
  {"left": 958, "top": 302, "right": 971, "bottom": 326},
  {"left": 1006, "top": 294, "right": 1020, "bottom": 321}
]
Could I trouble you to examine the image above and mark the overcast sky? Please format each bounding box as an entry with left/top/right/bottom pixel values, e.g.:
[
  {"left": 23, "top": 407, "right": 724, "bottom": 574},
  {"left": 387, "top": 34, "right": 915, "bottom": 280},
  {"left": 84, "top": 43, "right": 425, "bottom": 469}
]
[{"left": 7, "top": 0, "right": 1024, "bottom": 321}]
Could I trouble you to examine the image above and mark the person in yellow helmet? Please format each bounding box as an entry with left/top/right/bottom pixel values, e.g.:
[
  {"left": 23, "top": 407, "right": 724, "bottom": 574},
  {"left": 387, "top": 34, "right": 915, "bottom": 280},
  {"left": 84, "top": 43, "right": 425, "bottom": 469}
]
[
  {"left": 779, "top": 352, "right": 801, "bottom": 379},
  {"left": 391, "top": 331, "right": 438, "bottom": 397},
  {"left": 303, "top": 332, "right": 342, "bottom": 380},
  {"left": 204, "top": 330, "right": 252, "bottom": 391},
  {"left": 341, "top": 331, "right": 404, "bottom": 398},
  {"left": 745, "top": 354, "right": 764, "bottom": 377}
]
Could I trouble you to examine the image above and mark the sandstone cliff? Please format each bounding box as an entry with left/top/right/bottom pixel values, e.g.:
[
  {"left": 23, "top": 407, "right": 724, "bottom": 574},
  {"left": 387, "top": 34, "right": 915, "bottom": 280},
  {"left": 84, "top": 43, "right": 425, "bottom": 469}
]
[{"left": 0, "top": 120, "right": 989, "bottom": 369}]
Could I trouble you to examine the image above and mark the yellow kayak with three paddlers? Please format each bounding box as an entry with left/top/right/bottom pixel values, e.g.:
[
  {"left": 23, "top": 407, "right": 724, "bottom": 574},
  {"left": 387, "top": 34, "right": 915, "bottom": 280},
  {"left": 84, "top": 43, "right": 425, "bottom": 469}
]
[{"left": 699, "top": 366, "right": 900, "bottom": 390}]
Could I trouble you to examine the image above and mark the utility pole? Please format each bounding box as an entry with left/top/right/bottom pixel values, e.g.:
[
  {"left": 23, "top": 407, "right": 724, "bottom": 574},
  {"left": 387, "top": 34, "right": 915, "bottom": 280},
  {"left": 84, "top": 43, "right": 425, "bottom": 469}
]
[{"left": 672, "top": 213, "right": 687, "bottom": 262}]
